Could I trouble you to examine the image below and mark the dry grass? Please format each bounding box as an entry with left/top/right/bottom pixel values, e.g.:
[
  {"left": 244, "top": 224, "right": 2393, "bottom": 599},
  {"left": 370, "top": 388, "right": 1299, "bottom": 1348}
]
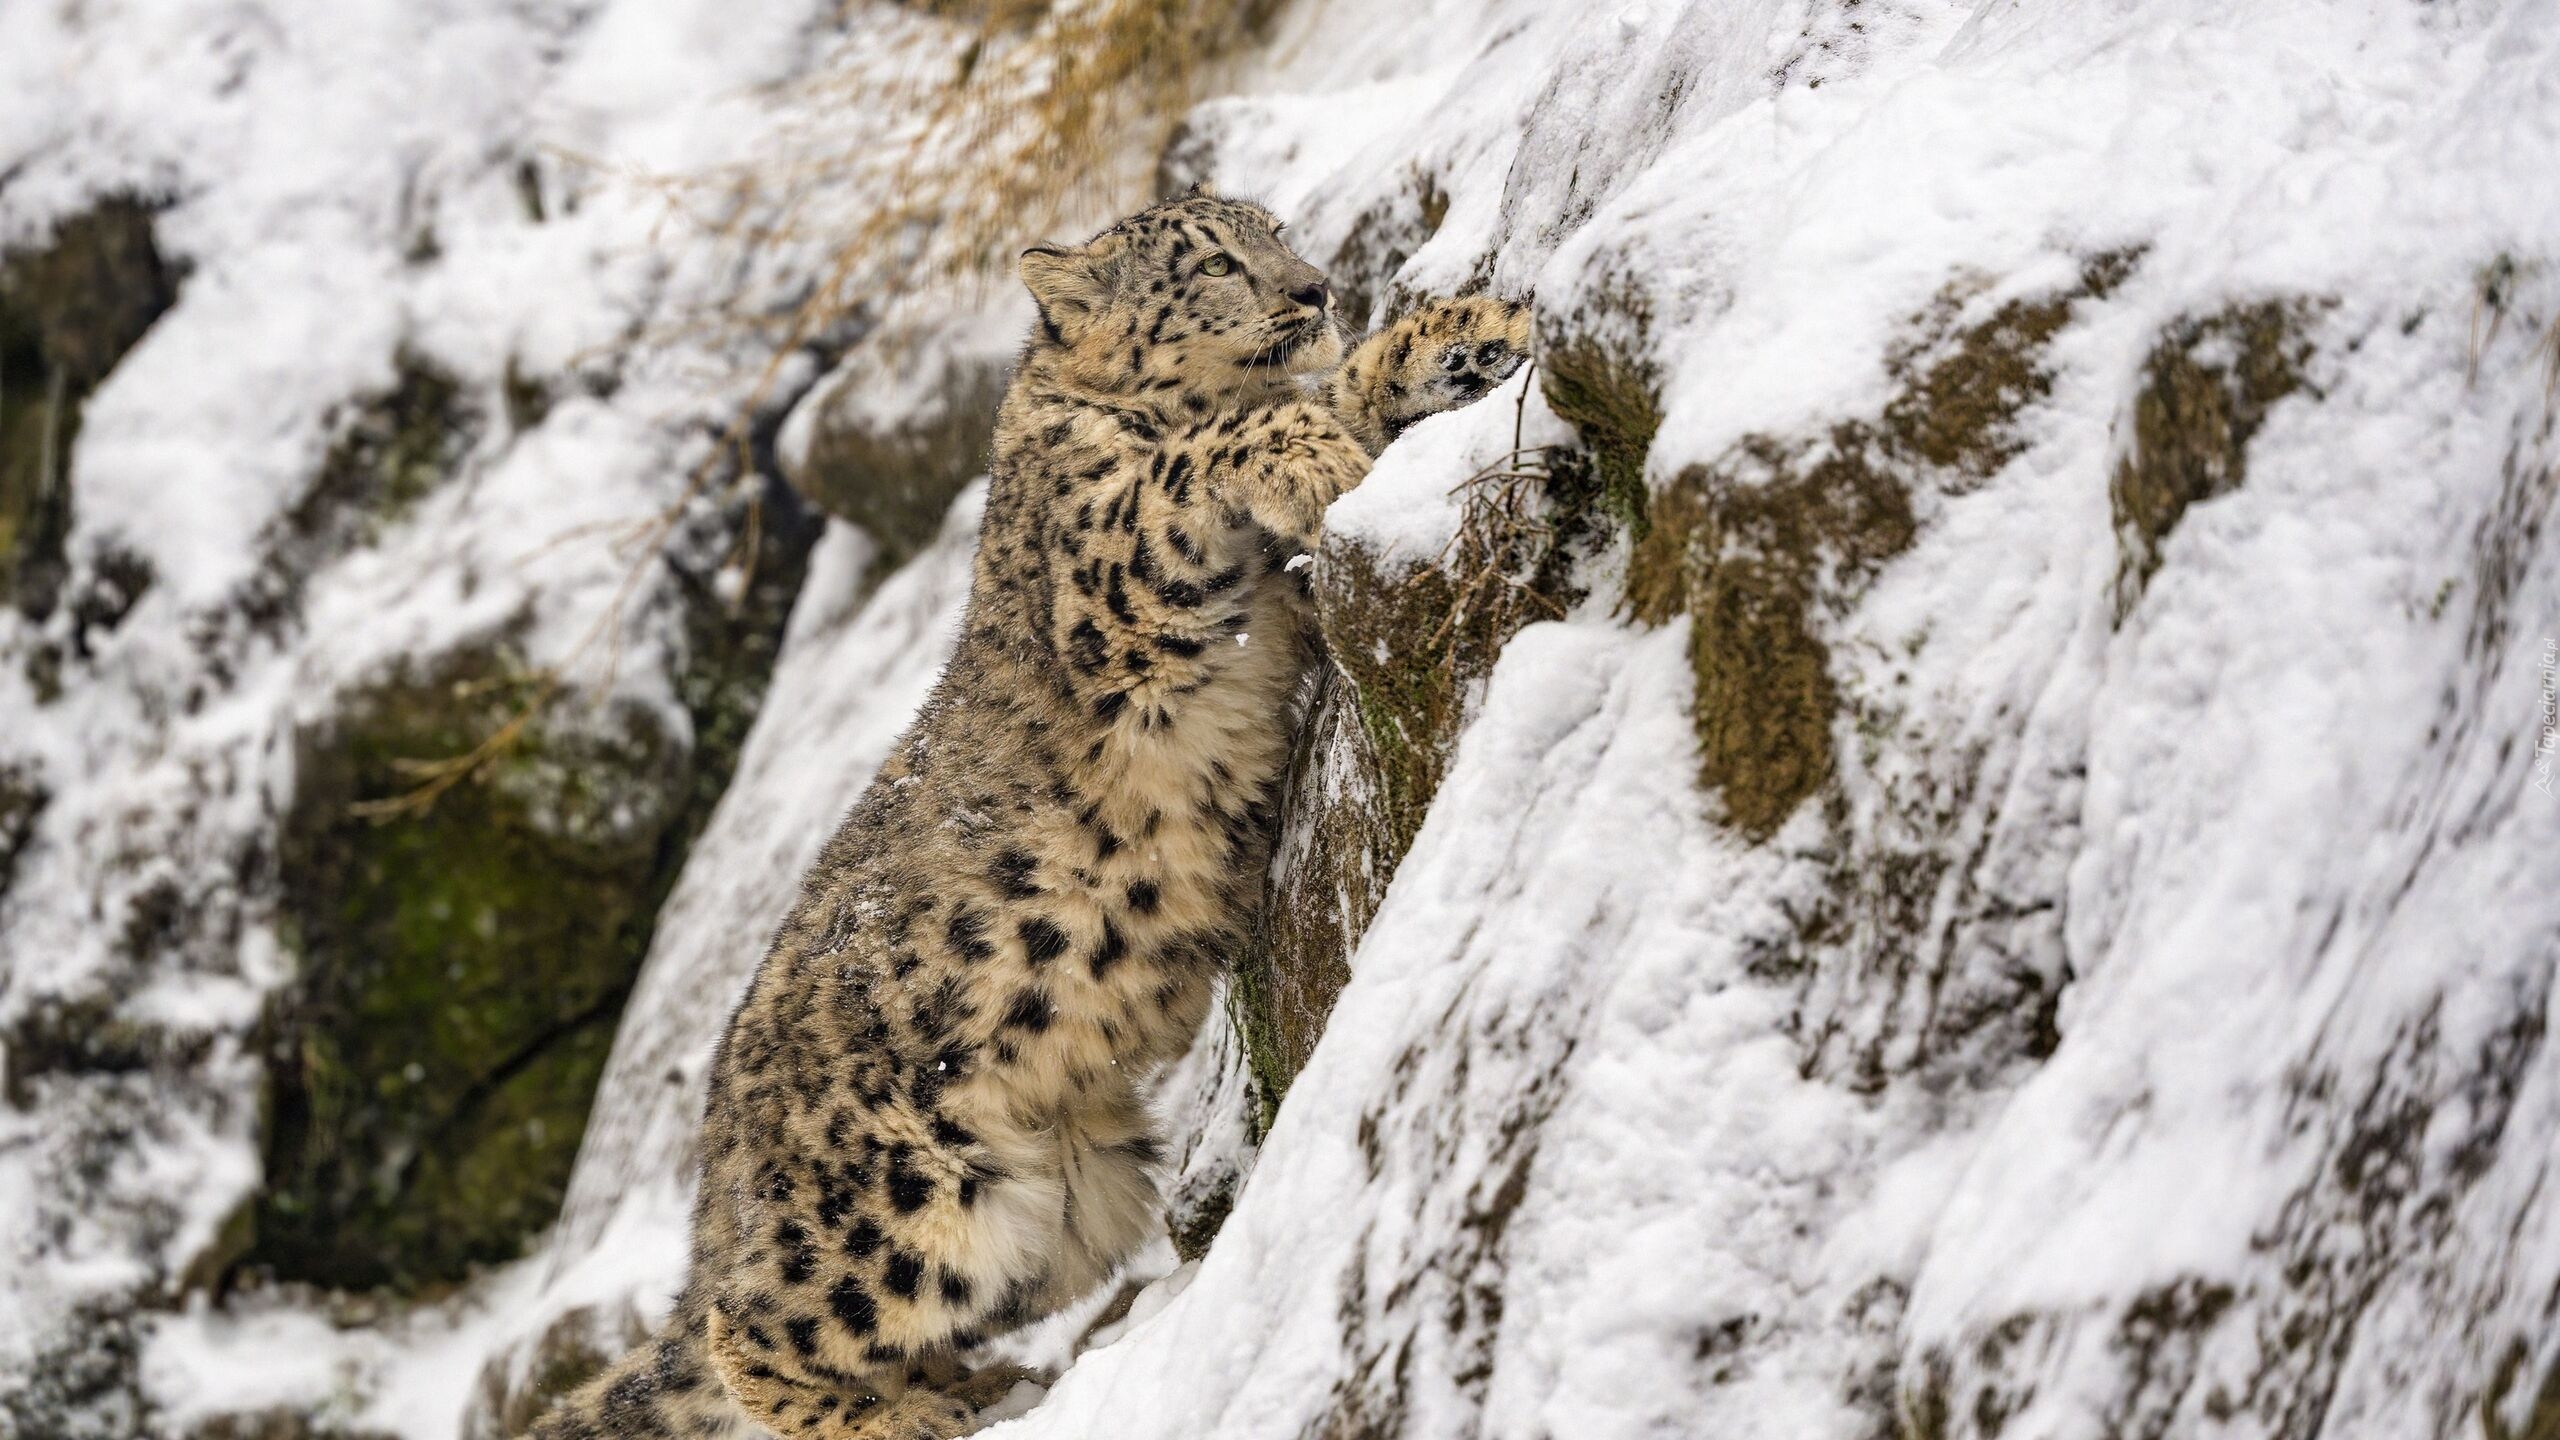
[
  {"left": 2468, "top": 252, "right": 2519, "bottom": 387},
  {"left": 359, "top": 0, "right": 1276, "bottom": 819},
  {"left": 1409, "top": 363, "right": 1569, "bottom": 659},
  {"left": 583, "top": 0, "right": 1281, "bottom": 374}
]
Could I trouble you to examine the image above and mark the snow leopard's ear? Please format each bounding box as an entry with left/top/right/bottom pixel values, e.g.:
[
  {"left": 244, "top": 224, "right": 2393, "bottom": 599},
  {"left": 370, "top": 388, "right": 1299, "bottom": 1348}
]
[
  {"left": 1019, "top": 242, "right": 1116, "bottom": 341},
  {"left": 1189, "top": 179, "right": 1219, "bottom": 198}
]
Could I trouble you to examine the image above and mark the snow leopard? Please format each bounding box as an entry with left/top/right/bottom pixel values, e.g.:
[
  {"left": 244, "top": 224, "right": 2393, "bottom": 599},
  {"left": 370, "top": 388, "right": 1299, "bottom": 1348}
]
[{"left": 522, "top": 191, "right": 1529, "bottom": 1440}]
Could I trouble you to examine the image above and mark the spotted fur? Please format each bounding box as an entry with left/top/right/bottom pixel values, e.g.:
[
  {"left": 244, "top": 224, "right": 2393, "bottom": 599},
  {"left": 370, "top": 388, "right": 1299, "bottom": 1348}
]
[{"left": 522, "top": 193, "right": 1526, "bottom": 1440}]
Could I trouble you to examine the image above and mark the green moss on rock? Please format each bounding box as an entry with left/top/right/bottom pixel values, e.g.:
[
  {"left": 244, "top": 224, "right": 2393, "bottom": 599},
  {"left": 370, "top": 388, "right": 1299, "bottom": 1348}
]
[
  {"left": 254, "top": 483, "right": 815, "bottom": 1295},
  {"left": 257, "top": 657, "right": 684, "bottom": 1290},
  {"left": 0, "top": 198, "right": 180, "bottom": 621},
  {"left": 1227, "top": 557, "right": 1492, "bottom": 1123},
  {"left": 2111, "top": 299, "right": 2316, "bottom": 614},
  {"left": 1224, "top": 277, "right": 1676, "bottom": 1119},
  {"left": 1540, "top": 337, "right": 1659, "bottom": 536},
  {"left": 1233, "top": 673, "right": 1373, "bottom": 1125},
  {"left": 1223, "top": 233, "right": 1670, "bottom": 1121},
  {"left": 299, "top": 353, "right": 472, "bottom": 541},
  {"left": 248, "top": 350, "right": 815, "bottom": 1293},
  {"left": 1319, "top": 547, "right": 1482, "bottom": 862},
  {"left": 0, "top": 759, "right": 46, "bottom": 901}
]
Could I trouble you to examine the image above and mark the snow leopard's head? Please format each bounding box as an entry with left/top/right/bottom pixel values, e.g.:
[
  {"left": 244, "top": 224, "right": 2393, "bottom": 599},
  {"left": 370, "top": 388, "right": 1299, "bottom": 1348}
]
[{"left": 1018, "top": 190, "right": 1344, "bottom": 392}]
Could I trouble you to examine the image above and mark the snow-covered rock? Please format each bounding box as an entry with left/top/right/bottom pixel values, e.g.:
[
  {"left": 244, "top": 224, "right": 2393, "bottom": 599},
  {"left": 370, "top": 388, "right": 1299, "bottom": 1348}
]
[
  {"left": 5, "top": 0, "right": 2556, "bottom": 1437},
  {"left": 1017, "top": 3, "right": 2560, "bottom": 1437},
  {"left": 0, "top": 0, "right": 870, "bottom": 1427}
]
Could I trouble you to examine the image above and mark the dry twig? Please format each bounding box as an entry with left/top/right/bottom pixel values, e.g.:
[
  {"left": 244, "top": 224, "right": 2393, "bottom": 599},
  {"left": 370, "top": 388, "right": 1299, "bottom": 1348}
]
[{"left": 1402, "top": 362, "right": 1567, "bottom": 668}]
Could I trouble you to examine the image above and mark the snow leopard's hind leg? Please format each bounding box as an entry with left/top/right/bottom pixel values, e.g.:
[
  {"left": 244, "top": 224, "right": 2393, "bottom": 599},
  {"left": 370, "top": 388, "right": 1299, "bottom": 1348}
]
[
  {"left": 704, "top": 1308, "right": 1038, "bottom": 1438},
  {"left": 522, "top": 1318, "right": 744, "bottom": 1440}
]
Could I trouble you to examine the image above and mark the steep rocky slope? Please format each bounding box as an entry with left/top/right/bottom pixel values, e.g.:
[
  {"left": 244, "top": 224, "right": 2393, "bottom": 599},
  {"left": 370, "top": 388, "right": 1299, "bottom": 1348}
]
[
  {"left": 6, "top": 0, "right": 2558, "bottom": 1437},
  {"left": 0, "top": 0, "right": 867, "bottom": 1427}
]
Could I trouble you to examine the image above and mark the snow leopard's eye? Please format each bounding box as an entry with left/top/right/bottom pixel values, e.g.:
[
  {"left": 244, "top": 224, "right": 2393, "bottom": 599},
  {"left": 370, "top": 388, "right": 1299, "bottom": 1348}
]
[{"left": 1200, "top": 253, "right": 1234, "bottom": 277}]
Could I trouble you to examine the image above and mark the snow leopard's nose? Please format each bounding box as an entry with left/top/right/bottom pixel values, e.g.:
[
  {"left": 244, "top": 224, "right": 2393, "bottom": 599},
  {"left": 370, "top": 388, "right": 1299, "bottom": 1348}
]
[{"left": 1288, "top": 277, "right": 1329, "bottom": 310}]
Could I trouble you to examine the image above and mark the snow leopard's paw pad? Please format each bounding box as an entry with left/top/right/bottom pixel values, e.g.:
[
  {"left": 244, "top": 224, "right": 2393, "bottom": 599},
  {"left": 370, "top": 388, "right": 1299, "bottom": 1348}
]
[{"left": 1402, "top": 295, "right": 1532, "bottom": 413}]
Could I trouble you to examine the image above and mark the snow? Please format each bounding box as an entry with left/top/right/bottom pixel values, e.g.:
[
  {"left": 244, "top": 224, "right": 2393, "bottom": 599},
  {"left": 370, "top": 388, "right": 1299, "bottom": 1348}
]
[
  {"left": 985, "top": 618, "right": 1847, "bottom": 1440},
  {"left": 6, "top": 0, "right": 2559, "bottom": 1434},
  {"left": 0, "top": 0, "right": 873, "bottom": 1398},
  {"left": 413, "top": 497, "right": 971, "bottom": 1426},
  {"left": 1002, "top": 0, "right": 2560, "bottom": 1433},
  {"left": 1323, "top": 368, "right": 1576, "bottom": 566}
]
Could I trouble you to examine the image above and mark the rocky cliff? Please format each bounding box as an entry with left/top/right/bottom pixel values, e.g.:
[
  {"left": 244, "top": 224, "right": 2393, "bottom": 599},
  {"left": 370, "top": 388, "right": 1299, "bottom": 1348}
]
[{"left": 4, "top": 1, "right": 2557, "bottom": 1438}]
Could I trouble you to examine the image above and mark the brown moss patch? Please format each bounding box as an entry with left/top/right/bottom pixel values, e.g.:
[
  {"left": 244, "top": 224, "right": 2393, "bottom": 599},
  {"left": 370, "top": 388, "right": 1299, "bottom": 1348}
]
[
  {"left": 2111, "top": 299, "right": 2316, "bottom": 613},
  {"left": 1627, "top": 257, "right": 2136, "bottom": 840},
  {"left": 1885, "top": 300, "right": 2061, "bottom": 475},
  {"left": 1629, "top": 431, "right": 1916, "bottom": 839},
  {"left": 1539, "top": 276, "right": 1665, "bottom": 537},
  {"left": 2484, "top": 1340, "right": 2560, "bottom": 1440}
]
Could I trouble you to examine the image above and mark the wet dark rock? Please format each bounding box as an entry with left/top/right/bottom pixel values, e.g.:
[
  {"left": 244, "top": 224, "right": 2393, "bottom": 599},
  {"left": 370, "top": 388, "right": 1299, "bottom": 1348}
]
[
  {"left": 254, "top": 655, "right": 687, "bottom": 1289},
  {"left": 0, "top": 759, "right": 46, "bottom": 900},
  {"left": 248, "top": 455, "right": 816, "bottom": 1290},
  {"left": 781, "top": 347, "right": 1005, "bottom": 566},
  {"left": 0, "top": 197, "right": 181, "bottom": 622}
]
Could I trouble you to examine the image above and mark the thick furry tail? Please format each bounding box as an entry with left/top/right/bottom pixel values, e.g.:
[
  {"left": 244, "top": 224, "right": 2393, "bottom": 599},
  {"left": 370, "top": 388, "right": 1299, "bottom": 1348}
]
[{"left": 521, "top": 1315, "right": 736, "bottom": 1440}]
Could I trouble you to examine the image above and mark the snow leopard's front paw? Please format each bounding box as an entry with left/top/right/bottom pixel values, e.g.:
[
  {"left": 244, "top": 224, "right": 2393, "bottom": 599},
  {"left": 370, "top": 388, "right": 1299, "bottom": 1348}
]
[
  {"left": 1331, "top": 295, "right": 1534, "bottom": 451},
  {"left": 1413, "top": 296, "right": 1532, "bottom": 413},
  {"left": 1392, "top": 294, "right": 1525, "bottom": 422}
]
